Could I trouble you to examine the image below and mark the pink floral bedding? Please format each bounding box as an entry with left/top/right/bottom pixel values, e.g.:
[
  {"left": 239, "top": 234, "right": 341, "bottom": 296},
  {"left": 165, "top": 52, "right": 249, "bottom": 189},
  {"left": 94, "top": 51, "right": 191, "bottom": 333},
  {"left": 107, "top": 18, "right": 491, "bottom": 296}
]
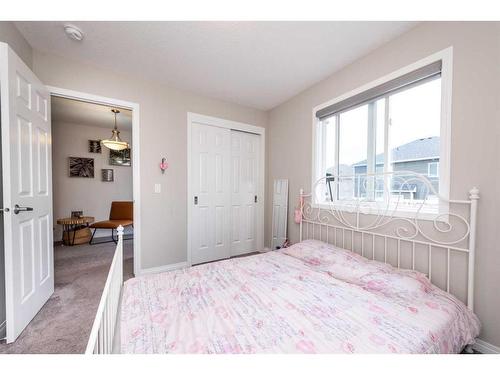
[{"left": 121, "top": 240, "right": 480, "bottom": 353}]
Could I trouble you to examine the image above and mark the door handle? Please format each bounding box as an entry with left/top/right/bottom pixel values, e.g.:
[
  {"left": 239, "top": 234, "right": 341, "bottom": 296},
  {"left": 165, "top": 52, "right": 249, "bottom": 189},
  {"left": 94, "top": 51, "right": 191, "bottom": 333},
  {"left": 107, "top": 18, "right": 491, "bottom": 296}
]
[
  {"left": 0, "top": 207, "right": 10, "bottom": 213},
  {"left": 13, "top": 204, "right": 33, "bottom": 215}
]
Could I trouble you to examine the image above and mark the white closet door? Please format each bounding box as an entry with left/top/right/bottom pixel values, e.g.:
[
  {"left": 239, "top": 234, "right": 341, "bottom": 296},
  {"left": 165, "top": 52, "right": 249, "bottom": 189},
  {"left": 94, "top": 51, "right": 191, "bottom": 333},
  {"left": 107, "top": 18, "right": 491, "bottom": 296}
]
[
  {"left": 191, "top": 123, "right": 231, "bottom": 264},
  {"left": 230, "top": 130, "right": 260, "bottom": 256}
]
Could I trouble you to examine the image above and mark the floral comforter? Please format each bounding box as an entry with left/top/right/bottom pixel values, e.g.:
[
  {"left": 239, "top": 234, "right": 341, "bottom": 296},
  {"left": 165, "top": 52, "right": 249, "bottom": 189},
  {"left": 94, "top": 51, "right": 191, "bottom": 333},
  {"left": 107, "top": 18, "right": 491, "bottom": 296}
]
[{"left": 121, "top": 240, "right": 480, "bottom": 353}]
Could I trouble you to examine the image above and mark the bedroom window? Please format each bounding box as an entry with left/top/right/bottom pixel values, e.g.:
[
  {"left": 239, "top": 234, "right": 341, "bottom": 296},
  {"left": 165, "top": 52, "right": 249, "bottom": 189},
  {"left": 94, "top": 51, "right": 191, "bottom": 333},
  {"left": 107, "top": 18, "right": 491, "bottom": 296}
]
[{"left": 313, "top": 50, "right": 452, "bottom": 217}]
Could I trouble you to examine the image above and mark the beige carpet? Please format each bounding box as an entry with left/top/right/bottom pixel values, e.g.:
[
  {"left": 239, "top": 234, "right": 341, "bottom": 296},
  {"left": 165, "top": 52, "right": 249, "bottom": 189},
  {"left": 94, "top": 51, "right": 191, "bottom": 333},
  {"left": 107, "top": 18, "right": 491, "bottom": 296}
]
[{"left": 0, "top": 239, "right": 133, "bottom": 354}]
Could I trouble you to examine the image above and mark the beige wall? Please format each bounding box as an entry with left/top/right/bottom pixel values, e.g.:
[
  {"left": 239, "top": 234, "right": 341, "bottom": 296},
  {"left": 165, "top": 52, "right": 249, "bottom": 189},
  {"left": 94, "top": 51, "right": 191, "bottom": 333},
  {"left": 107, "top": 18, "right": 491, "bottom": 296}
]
[
  {"left": 52, "top": 121, "right": 133, "bottom": 240},
  {"left": 266, "top": 22, "right": 500, "bottom": 346},
  {"left": 0, "top": 21, "right": 33, "bottom": 68},
  {"left": 32, "top": 50, "right": 268, "bottom": 270}
]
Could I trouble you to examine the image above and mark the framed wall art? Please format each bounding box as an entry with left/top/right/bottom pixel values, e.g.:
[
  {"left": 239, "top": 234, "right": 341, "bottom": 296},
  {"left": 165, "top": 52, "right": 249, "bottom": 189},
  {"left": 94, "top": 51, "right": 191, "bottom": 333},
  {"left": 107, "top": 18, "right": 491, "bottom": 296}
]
[
  {"left": 69, "top": 157, "right": 94, "bottom": 178},
  {"left": 88, "top": 140, "right": 102, "bottom": 153},
  {"left": 109, "top": 148, "right": 131, "bottom": 166},
  {"left": 101, "top": 168, "right": 114, "bottom": 182}
]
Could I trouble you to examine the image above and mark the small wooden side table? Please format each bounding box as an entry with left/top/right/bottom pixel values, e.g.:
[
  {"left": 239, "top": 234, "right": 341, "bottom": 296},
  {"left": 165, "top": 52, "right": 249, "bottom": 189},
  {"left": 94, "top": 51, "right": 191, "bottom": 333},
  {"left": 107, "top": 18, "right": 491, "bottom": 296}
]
[{"left": 57, "top": 216, "right": 94, "bottom": 246}]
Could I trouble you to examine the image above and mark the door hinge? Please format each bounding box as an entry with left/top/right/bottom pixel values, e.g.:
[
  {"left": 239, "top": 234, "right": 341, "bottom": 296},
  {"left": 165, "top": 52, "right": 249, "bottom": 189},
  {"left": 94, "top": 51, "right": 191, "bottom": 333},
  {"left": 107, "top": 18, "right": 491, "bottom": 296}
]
[
  {"left": 194, "top": 196, "right": 198, "bottom": 205},
  {"left": 254, "top": 195, "right": 258, "bottom": 203}
]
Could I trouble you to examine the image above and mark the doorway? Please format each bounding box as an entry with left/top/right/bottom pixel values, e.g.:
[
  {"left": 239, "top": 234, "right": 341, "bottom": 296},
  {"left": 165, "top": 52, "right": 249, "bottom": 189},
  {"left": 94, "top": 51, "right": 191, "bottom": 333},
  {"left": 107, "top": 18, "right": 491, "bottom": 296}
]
[
  {"left": 1, "top": 90, "right": 140, "bottom": 351},
  {"left": 48, "top": 86, "right": 141, "bottom": 276},
  {"left": 187, "top": 113, "right": 265, "bottom": 265},
  {"left": 50, "top": 95, "right": 134, "bottom": 269}
]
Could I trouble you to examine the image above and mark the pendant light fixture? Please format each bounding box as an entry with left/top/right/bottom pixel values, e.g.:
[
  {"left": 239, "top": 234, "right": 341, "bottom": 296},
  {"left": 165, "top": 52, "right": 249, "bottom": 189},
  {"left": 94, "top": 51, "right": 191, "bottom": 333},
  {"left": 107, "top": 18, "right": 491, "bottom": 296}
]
[{"left": 101, "top": 109, "right": 129, "bottom": 151}]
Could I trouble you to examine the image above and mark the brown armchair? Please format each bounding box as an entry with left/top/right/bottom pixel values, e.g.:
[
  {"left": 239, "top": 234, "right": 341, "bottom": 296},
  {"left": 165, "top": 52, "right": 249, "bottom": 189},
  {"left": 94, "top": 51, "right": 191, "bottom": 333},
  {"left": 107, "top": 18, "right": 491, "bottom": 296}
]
[{"left": 89, "top": 201, "right": 133, "bottom": 244}]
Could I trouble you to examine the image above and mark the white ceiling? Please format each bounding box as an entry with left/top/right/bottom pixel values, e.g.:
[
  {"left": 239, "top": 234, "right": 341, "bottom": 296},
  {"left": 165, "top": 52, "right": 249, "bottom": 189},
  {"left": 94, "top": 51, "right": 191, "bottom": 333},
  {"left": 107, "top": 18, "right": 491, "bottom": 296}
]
[
  {"left": 52, "top": 96, "right": 132, "bottom": 130},
  {"left": 16, "top": 21, "right": 417, "bottom": 110}
]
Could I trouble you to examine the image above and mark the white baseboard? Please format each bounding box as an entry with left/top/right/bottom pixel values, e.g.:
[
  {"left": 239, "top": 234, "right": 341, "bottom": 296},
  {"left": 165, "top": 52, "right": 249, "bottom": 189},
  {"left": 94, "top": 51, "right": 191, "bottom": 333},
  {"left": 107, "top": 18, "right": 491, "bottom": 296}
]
[
  {"left": 259, "top": 247, "right": 271, "bottom": 253},
  {"left": 0, "top": 320, "right": 6, "bottom": 340},
  {"left": 473, "top": 338, "right": 500, "bottom": 354},
  {"left": 137, "top": 261, "right": 188, "bottom": 276}
]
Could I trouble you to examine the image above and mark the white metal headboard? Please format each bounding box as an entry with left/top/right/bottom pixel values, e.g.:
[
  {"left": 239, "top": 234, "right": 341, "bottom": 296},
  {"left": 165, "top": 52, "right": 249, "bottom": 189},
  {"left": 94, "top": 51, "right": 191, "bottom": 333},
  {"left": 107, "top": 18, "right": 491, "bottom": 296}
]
[{"left": 299, "top": 171, "right": 478, "bottom": 311}]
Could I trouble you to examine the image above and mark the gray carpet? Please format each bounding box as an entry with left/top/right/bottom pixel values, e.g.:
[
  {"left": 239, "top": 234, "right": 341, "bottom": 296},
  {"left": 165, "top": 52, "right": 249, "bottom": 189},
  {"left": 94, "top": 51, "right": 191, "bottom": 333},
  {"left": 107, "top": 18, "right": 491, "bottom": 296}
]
[{"left": 0, "top": 240, "right": 133, "bottom": 354}]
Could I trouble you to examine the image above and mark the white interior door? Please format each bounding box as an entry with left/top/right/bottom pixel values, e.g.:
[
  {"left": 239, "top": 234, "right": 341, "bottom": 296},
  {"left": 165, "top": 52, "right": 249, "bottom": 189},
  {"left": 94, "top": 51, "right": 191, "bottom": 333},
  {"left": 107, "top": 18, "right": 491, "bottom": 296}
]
[
  {"left": 1, "top": 43, "right": 54, "bottom": 343},
  {"left": 190, "top": 122, "right": 231, "bottom": 264},
  {"left": 230, "top": 130, "right": 260, "bottom": 257},
  {"left": 271, "top": 179, "right": 289, "bottom": 250}
]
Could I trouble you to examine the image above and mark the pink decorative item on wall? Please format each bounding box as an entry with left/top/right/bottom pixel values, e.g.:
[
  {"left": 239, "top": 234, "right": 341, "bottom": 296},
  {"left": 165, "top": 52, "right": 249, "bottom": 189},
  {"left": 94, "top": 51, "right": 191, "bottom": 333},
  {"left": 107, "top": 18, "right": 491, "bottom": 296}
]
[{"left": 160, "top": 158, "right": 169, "bottom": 173}]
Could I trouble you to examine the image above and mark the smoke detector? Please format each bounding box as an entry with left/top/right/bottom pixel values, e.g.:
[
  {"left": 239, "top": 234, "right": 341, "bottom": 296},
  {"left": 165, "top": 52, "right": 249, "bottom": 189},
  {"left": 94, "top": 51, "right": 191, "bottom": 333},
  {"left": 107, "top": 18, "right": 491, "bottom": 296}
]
[{"left": 63, "top": 24, "right": 84, "bottom": 41}]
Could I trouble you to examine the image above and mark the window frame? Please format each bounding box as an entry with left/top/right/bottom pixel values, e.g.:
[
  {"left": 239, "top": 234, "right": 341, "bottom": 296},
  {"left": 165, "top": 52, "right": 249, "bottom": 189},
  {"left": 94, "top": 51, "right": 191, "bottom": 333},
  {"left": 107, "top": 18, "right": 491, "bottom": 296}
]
[{"left": 311, "top": 47, "right": 453, "bottom": 220}]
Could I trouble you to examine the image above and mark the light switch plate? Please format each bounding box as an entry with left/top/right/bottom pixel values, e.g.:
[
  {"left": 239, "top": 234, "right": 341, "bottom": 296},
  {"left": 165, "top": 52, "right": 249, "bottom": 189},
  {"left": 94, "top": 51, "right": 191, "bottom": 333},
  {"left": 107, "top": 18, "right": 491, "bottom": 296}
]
[{"left": 154, "top": 183, "right": 161, "bottom": 193}]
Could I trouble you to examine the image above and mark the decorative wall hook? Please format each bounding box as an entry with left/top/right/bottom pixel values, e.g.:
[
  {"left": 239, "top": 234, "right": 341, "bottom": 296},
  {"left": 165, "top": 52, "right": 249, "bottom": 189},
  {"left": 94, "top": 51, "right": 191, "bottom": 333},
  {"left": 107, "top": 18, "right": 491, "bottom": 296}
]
[{"left": 160, "top": 157, "right": 169, "bottom": 173}]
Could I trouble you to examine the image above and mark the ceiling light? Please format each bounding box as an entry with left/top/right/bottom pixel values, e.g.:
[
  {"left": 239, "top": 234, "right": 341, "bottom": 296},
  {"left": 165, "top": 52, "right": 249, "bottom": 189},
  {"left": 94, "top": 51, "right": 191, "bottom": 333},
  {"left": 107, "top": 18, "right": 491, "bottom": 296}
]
[
  {"left": 64, "top": 24, "right": 84, "bottom": 41},
  {"left": 101, "top": 109, "right": 129, "bottom": 151}
]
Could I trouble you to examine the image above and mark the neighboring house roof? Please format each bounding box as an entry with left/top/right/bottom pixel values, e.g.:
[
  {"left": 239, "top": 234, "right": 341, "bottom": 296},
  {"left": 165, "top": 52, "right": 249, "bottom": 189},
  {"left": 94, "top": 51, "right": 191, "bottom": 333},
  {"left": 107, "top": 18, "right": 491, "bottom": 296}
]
[{"left": 352, "top": 136, "right": 440, "bottom": 167}]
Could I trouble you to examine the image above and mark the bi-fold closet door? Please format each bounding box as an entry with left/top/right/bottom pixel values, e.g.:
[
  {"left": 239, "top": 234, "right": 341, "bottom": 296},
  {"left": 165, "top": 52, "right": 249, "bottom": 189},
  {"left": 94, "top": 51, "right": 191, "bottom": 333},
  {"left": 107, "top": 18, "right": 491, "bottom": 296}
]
[{"left": 190, "top": 122, "right": 260, "bottom": 265}]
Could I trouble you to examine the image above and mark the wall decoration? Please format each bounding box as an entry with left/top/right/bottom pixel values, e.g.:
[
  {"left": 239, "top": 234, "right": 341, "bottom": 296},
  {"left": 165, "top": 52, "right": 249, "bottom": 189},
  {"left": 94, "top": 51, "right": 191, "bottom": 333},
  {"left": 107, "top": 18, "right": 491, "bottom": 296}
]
[
  {"left": 160, "top": 157, "right": 169, "bottom": 173},
  {"left": 88, "top": 140, "right": 102, "bottom": 153},
  {"left": 101, "top": 168, "right": 114, "bottom": 182},
  {"left": 69, "top": 157, "right": 94, "bottom": 178},
  {"left": 109, "top": 147, "right": 131, "bottom": 166}
]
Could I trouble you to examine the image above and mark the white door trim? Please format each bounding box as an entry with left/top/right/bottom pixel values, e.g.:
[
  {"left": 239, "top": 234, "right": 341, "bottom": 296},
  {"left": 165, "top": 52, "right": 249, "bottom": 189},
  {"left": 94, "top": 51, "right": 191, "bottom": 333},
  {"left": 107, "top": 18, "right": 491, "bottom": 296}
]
[
  {"left": 187, "top": 112, "right": 265, "bottom": 266},
  {"left": 46, "top": 86, "right": 141, "bottom": 276}
]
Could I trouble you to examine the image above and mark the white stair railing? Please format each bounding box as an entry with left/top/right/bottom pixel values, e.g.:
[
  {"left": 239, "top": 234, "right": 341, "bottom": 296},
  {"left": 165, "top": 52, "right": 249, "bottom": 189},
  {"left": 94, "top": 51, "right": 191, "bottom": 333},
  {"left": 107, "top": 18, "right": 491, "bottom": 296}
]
[{"left": 85, "top": 225, "right": 124, "bottom": 354}]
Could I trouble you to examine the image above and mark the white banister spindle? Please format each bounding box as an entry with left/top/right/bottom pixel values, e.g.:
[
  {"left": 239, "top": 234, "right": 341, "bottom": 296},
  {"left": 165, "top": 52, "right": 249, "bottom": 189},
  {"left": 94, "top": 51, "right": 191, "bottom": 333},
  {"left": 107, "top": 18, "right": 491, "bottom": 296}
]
[
  {"left": 85, "top": 225, "right": 124, "bottom": 354},
  {"left": 467, "top": 187, "right": 479, "bottom": 311}
]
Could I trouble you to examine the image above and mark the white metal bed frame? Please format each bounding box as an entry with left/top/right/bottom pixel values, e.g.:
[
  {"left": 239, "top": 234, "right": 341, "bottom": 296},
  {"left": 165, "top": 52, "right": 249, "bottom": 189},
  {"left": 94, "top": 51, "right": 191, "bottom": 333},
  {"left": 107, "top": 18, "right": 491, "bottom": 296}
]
[
  {"left": 85, "top": 226, "right": 124, "bottom": 354},
  {"left": 299, "top": 171, "right": 479, "bottom": 311},
  {"left": 84, "top": 172, "right": 479, "bottom": 354}
]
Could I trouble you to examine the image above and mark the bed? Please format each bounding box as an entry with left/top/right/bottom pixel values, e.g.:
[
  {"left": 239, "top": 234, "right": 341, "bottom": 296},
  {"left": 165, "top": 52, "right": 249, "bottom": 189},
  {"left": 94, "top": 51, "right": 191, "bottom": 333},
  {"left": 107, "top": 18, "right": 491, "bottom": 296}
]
[{"left": 120, "top": 172, "right": 481, "bottom": 354}]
